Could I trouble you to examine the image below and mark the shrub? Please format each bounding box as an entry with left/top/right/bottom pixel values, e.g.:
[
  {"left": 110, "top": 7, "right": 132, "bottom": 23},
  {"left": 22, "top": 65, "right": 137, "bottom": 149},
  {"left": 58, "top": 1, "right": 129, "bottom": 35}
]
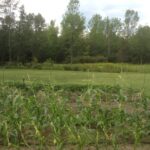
[{"left": 72, "top": 55, "right": 107, "bottom": 63}]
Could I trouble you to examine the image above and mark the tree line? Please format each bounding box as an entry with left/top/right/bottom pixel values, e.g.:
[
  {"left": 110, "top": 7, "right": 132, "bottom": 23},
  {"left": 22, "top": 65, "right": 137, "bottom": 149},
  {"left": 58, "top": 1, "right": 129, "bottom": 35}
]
[{"left": 0, "top": 0, "right": 150, "bottom": 64}]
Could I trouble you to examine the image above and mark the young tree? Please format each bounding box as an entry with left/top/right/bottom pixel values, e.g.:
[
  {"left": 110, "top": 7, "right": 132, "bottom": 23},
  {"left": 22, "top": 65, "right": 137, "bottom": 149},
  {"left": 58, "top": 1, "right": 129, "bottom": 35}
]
[
  {"left": 61, "top": 0, "right": 85, "bottom": 63},
  {"left": 103, "top": 17, "right": 122, "bottom": 60},
  {"left": 88, "top": 14, "right": 105, "bottom": 56},
  {"left": 47, "top": 20, "right": 59, "bottom": 61}
]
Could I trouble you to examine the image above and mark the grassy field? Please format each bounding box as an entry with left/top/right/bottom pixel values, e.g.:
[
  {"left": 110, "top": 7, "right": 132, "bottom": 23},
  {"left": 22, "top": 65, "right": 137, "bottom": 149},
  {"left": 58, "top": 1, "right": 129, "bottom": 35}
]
[{"left": 0, "top": 69, "right": 150, "bottom": 95}]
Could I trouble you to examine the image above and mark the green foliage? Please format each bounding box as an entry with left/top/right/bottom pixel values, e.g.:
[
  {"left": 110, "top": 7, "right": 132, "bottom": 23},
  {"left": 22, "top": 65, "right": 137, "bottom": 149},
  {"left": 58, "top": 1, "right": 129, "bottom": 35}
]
[
  {"left": 72, "top": 55, "right": 107, "bottom": 63},
  {"left": 0, "top": 0, "right": 150, "bottom": 64},
  {"left": 88, "top": 14, "right": 106, "bottom": 56},
  {"left": 129, "top": 26, "right": 150, "bottom": 63},
  {"left": 0, "top": 83, "right": 149, "bottom": 149},
  {"left": 61, "top": 0, "right": 85, "bottom": 63},
  {"left": 1, "top": 63, "right": 150, "bottom": 73},
  {"left": 124, "top": 9, "right": 139, "bottom": 38}
]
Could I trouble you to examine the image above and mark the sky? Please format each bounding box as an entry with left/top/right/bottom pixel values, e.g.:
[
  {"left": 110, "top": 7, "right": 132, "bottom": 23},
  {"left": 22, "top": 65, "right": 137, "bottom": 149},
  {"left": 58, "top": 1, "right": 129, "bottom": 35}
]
[{"left": 21, "top": 0, "right": 150, "bottom": 26}]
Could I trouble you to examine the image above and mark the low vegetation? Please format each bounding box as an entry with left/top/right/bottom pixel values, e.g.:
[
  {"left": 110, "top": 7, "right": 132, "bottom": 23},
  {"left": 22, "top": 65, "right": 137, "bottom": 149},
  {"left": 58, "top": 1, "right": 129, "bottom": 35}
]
[
  {"left": 0, "top": 82, "right": 150, "bottom": 149},
  {"left": 1, "top": 68, "right": 150, "bottom": 96},
  {"left": 1, "top": 63, "right": 150, "bottom": 73}
]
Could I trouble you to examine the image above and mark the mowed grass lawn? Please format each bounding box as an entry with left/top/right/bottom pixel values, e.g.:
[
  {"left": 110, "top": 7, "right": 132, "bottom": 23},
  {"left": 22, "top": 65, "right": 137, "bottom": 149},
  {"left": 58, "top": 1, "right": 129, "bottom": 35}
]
[{"left": 0, "top": 69, "right": 150, "bottom": 95}]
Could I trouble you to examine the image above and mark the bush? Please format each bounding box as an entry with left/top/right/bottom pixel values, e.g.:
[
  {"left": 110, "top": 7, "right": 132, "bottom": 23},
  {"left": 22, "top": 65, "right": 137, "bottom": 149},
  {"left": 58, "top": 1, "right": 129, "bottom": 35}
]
[{"left": 72, "top": 55, "right": 107, "bottom": 63}]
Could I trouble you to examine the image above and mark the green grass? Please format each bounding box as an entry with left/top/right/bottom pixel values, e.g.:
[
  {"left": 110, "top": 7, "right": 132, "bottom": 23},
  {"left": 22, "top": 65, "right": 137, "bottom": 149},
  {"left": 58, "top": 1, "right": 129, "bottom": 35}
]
[
  {"left": 2, "top": 62, "right": 150, "bottom": 73},
  {"left": 0, "top": 69, "right": 150, "bottom": 95}
]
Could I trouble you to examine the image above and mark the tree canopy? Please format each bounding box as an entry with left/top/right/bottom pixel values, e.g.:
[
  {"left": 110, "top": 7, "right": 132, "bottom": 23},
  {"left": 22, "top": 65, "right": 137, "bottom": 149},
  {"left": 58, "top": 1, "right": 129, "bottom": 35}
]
[{"left": 0, "top": 0, "right": 150, "bottom": 64}]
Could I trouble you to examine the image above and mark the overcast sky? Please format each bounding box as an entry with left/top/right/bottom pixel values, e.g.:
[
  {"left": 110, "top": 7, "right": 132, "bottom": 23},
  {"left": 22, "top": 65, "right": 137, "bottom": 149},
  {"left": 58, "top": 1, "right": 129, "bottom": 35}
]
[{"left": 21, "top": 0, "right": 150, "bottom": 26}]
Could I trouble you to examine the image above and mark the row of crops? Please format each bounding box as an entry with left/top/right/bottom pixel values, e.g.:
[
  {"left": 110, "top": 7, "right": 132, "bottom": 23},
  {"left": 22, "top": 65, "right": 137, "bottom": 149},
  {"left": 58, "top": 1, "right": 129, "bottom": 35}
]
[{"left": 0, "top": 82, "right": 150, "bottom": 149}]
